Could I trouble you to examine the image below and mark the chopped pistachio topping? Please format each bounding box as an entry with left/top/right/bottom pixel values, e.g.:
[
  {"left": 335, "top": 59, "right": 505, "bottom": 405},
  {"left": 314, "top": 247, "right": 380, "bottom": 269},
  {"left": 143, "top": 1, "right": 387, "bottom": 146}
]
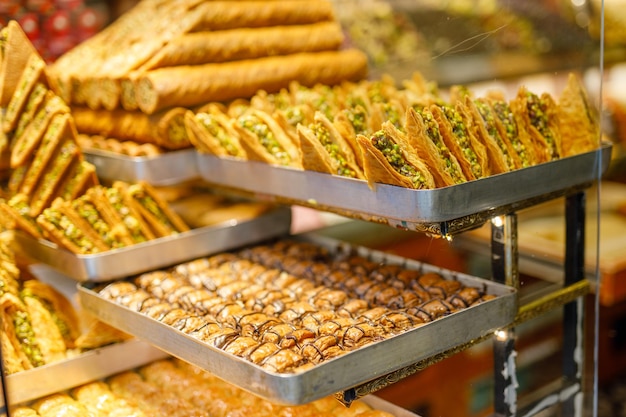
[{"left": 371, "top": 131, "right": 429, "bottom": 188}]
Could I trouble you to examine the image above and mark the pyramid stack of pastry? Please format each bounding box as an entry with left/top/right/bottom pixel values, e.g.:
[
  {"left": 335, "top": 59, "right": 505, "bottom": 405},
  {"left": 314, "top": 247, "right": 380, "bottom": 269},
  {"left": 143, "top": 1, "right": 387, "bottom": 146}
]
[
  {"left": 46, "top": 0, "right": 368, "bottom": 150},
  {"left": 0, "top": 22, "right": 99, "bottom": 227}
]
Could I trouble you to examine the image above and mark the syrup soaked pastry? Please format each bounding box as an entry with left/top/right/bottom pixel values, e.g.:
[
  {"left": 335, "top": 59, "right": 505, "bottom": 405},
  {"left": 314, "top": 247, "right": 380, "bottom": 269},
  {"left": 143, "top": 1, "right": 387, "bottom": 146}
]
[
  {"left": 357, "top": 121, "right": 435, "bottom": 189},
  {"left": 511, "top": 85, "right": 563, "bottom": 163},
  {"left": 430, "top": 102, "right": 489, "bottom": 181},
  {"left": 405, "top": 106, "right": 466, "bottom": 188},
  {"left": 557, "top": 73, "right": 600, "bottom": 157},
  {"left": 298, "top": 111, "right": 364, "bottom": 179}
]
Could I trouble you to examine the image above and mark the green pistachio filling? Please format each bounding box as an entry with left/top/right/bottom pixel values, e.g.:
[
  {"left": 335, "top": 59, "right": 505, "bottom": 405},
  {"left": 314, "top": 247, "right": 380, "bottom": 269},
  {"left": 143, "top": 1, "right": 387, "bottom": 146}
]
[
  {"left": 525, "top": 92, "right": 558, "bottom": 159},
  {"left": 128, "top": 186, "right": 175, "bottom": 232},
  {"left": 371, "top": 130, "right": 429, "bottom": 188},
  {"left": 21, "top": 289, "right": 71, "bottom": 340},
  {"left": 310, "top": 122, "right": 356, "bottom": 178},
  {"left": 197, "top": 113, "right": 240, "bottom": 157},
  {"left": 492, "top": 101, "right": 531, "bottom": 167},
  {"left": 105, "top": 188, "right": 147, "bottom": 243},
  {"left": 238, "top": 115, "right": 291, "bottom": 165},
  {"left": 441, "top": 106, "right": 482, "bottom": 178},
  {"left": 44, "top": 207, "right": 99, "bottom": 252},
  {"left": 475, "top": 101, "right": 514, "bottom": 169},
  {"left": 13, "top": 310, "right": 45, "bottom": 367},
  {"left": 416, "top": 108, "right": 465, "bottom": 184}
]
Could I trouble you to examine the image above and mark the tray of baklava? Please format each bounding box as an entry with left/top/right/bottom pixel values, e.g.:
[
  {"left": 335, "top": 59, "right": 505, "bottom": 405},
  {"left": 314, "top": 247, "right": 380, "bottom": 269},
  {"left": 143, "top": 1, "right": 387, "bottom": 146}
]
[
  {"left": 197, "top": 142, "right": 611, "bottom": 231},
  {"left": 10, "top": 182, "right": 291, "bottom": 282},
  {"left": 78, "top": 234, "right": 517, "bottom": 405}
]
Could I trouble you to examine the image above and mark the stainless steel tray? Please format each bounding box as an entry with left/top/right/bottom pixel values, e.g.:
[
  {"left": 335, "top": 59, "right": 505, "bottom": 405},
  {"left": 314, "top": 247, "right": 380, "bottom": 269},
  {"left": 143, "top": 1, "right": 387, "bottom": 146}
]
[
  {"left": 78, "top": 233, "right": 517, "bottom": 405},
  {"left": 196, "top": 142, "right": 612, "bottom": 235},
  {"left": 84, "top": 148, "right": 199, "bottom": 186},
  {"left": 12, "top": 206, "right": 291, "bottom": 282},
  {"left": 3, "top": 339, "right": 168, "bottom": 406}
]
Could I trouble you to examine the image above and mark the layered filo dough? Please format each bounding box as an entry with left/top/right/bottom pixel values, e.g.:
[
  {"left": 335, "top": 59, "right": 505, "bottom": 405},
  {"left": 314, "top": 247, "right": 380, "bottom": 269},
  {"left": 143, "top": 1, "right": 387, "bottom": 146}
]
[
  {"left": 12, "top": 357, "right": 396, "bottom": 416},
  {"left": 46, "top": 0, "right": 365, "bottom": 115},
  {"left": 184, "top": 70, "right": 600, "bottom": 190},
  {"left": 96, "top": 240, "right": 496, "bottom": 374}
]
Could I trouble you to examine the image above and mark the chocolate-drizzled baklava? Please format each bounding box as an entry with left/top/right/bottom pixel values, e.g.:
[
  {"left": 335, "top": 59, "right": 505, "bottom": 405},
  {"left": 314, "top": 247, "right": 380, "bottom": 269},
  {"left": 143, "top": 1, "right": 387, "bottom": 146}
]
[{"left": 97, "top": 240, "right": 495, "bottom": 373}]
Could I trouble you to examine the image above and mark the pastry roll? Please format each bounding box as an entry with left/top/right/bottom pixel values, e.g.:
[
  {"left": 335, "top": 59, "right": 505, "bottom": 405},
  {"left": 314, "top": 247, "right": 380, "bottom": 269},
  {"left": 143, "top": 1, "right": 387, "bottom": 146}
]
[
  {"left": 138, "top": 22, "right": 344, "bottom": 71},
  {"left": 134, "top": 49, "right": 368, "bottom": 114},
  {"left": 186, "top": 0, "right": 336, "bottom": 32}
]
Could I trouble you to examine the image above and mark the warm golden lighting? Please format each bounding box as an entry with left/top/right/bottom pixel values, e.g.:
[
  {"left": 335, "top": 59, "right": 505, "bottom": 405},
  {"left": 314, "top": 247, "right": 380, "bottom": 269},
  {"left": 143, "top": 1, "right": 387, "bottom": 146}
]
[{"left": 491, "top": 216, "right": 505, "bottom": 228}]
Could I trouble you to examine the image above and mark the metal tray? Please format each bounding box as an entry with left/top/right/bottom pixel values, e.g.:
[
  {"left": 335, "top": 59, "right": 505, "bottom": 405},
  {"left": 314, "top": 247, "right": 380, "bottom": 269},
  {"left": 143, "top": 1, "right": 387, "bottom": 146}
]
[
  {"left": 78, "top": 233, "right": 517, "bottom": 405},
  {"left": 84, "top": 148, "right": 199, "bottom": 186},
  {"left": 196, "top": 142, "right": 612, "bottom": 236},
  {"left": 2, "top": 339, "right": 168, "bottom": 406},
  {"left": 12, "top": 206, "right": 291, "bottom": 282}
]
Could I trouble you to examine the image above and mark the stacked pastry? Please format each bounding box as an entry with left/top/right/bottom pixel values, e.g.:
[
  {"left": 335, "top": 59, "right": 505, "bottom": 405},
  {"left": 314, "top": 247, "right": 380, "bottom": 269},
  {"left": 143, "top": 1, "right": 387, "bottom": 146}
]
[
  {"left": 186, "top": 70, "right": 600, "bottom": 189},
  {"left": 0, "top": 233, "right": 129, "bottom": 374},
  {"left": 96, "top": 239, "right": 495, "bottom": 373},
  {"left": 46, "top": 0, "right": 368, "bottom": 150},
  {"left": 0, "top": 22, "right": 99, "bottom": 219},
  {"left": 2, "top": 180, "right": 190, "bottom": 255},
  {"left": 12, "top": 358, "right": 395, "bottom": 416}
]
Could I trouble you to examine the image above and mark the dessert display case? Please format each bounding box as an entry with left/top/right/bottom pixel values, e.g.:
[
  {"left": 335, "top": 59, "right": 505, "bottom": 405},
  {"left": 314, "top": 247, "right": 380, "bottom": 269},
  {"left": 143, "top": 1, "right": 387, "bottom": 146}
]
[{"left": 0, "top": 0, "right": 612, "bottom": 416}]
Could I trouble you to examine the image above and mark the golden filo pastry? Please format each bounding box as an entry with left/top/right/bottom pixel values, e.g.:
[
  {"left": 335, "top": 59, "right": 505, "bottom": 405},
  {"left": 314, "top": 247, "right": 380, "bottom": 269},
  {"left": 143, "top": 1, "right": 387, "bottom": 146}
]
[
  {"left": 33, "top": 393, "right": 94, "bottom": 417},
  {"left": 0, "top": 21, "right": 40, "bottom": 108},
  {"left": 12, "top": 82, "right": 48, "bottom": 146},
  {"left": 558, "top": 73, "right": 600, "bottom": 157},
  {"left": 297, "top": 111, "right": 364, "bottom": 179},
  {"left": 67, "top": 190, "right": 135, "bottom": 250},
  {"left": 36, "top": 198, "right": 109, "bottom": 254},
  {"left": 405, "top": 106, "right": 467, "bottom": 188},
  {"left": 463, "top": 96, "right": 511, "bottom": 175},
  {"left": 2, "top": 46, "right": 46, "bottom": 134},
  {"left": 28, "top": 139, "right": 81, "bottom": 217},
  {"left": 184, "top": 106, "right": 247, "bottom": 158},
  {"left": 0, "top": 292, "right": 44, "bottom": 371},
  {"left": 0, "top": 193, "right": 43, "bottom": 239},
  {"left": 11, "top": 93, "right": 70, "bottom": 169},
  {"left": 72, "top": 381, "right": 147, "bottom": 417},
  {"left": 134, "top": 49, "right": 368, "bottom": 114},
  {"left": 234, "top": 109, "right": 302, "bottom": 168},
  {"left": 485, "top": 93, "right": 538, "bottom": 168},
  {"left": 20, "top": 280, "right": 76, "bottom": 363},
  {"left": 430, "top": 102, "right": 489, "bottom": 181},
  {"left": 511, "top": 86, "right": 562, "bottom": 163},
  {"left": 120, "top": 180, "right": 190, "bottom": 238},
  {"left": 56, "top": 159, "right": 98, "bottom": 202},
  {"left": 10, "top": 407, "right": 40, "bottom": 417},
  {"left": 137, "top": 22, "right": 345, "bottom": 71},
  {"left": 22, "top": 279, "right": 80, "bottom": 349},
  {"left": 71, "top": 106, "right": 191, "bottom": 150},
  {"left": 470, "top": 97, "right": 523, "bottom": 171},
  {"left": 19, "top": 113, "right": 72, "bottom": 196},
  {"left": 357, "top": 121, "right": 435, "bottom": 190},
  {"left": 184, "top": 0, "right": 336, "bottom": 32}
]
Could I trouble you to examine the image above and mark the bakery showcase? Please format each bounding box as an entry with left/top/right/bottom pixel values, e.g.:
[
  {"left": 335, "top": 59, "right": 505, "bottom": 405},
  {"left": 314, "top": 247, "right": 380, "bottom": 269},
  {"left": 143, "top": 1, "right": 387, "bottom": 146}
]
[{"left": 0, "top": 0, "right": 621, "bottom": 416}]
